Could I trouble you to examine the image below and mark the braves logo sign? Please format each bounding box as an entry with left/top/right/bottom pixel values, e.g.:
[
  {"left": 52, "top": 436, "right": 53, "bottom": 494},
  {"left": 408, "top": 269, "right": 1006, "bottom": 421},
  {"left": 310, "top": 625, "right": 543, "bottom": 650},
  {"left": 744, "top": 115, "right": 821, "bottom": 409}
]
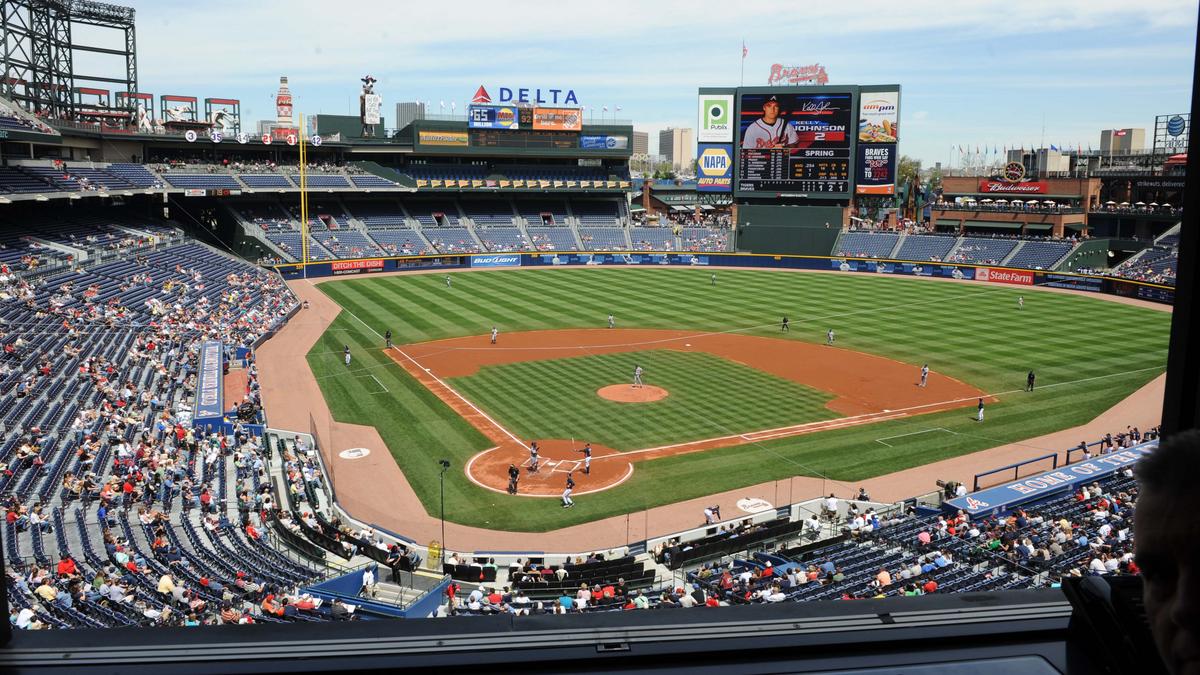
[{"left": 965, "top": 496, "right": 990, "bottom": 510}]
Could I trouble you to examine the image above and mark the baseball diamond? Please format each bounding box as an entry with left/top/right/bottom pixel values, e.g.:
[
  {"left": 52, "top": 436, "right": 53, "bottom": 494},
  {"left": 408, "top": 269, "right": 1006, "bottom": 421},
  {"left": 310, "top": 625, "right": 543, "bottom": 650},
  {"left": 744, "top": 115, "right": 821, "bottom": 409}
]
[{"left": 304, "top": 266, "right": 1169, "bottom": 531}]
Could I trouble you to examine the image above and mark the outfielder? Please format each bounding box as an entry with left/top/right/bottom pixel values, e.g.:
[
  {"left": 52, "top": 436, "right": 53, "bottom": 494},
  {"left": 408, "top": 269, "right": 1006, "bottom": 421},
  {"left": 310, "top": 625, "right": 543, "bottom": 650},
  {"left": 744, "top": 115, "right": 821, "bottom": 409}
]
[
  {"left": 490, "top": 326, "right": 498, "bottom": 345},
  {"left": 826, "top": 328, "right": 836, "bottom": 345},
  {"left": 781, "top": 316, "right": 789, "bottom": 332},
  {"left": 919, "top": 364, "right": 929, "bottom": 387},
  {"left": 343, "top": 345, "right": 352, "bottom": 366},
  {"left": 561, "top": 473, "right": 576, "bottom": 508},
  {"left": 1018, "top": 296, "right": 1024, "bottom": 310},
  {"left": 445, "top": 275, "right": 452, "bottom": 289},
  {"left": 633, "top": 364, "right": 644, "bottom": 388},
  {"left": 1026, "top": 370, "right": 1036, "bottom": 392},
  {"left": 607, "top": 314, "right": 615, "bottom": 329},
  {"left": 976, "top": 397, "right": 985, "bottom": 422},
  {"left": 710, "top": 272, "right": 717, "bottom": 286}
]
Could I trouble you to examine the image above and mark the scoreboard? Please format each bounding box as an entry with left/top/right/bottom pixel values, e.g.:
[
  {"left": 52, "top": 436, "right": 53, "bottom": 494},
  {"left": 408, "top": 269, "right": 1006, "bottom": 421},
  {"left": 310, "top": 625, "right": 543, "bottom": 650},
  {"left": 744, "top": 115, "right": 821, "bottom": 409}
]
[{"left": 737, "top": 91, "right": 854, "bottom": 197}]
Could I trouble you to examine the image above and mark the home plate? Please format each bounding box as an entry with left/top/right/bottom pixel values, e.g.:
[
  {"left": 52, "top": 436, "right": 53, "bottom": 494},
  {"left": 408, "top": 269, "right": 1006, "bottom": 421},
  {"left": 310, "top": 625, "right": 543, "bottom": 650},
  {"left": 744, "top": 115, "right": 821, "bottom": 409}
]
[{"left": 685, "top": 343, "right": 691, "bottom": 347}]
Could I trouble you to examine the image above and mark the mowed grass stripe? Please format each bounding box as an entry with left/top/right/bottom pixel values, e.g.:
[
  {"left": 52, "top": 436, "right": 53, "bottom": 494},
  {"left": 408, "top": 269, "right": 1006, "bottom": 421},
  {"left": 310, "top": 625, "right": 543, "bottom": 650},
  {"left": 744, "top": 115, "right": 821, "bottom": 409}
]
[
  {"left": 309, "top": 267, "right": 1170, "bottom": 530},
  {"left": 448, "top": 350, "right": 836, "bottom": 450}
]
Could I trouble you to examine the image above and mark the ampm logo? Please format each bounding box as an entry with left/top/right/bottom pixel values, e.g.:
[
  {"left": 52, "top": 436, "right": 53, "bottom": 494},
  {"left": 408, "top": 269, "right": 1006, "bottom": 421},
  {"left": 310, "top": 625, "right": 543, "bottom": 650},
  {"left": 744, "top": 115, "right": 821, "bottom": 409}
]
[
  {"left": 1167, "top": 114, "right": 1186, "bottom": 136},
  {"left": 862, "top": 98, "right": 897, "bottom": 113},
  {"left": 698, "top": 94, "right": 734, "bottom": 143}
]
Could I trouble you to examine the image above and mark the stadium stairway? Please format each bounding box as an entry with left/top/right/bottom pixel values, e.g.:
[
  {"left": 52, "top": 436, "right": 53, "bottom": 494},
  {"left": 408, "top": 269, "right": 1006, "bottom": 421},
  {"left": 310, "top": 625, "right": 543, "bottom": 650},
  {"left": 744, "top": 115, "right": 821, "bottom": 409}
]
[
  {"left": 1000, "top": 241, "right": 1024, "bottom": 266},
  {"left": 941, "top": 236, "right": 966, "bottom": 261},
  {"left": 888, "top": 233, "right": 906, "bottom": 259}
]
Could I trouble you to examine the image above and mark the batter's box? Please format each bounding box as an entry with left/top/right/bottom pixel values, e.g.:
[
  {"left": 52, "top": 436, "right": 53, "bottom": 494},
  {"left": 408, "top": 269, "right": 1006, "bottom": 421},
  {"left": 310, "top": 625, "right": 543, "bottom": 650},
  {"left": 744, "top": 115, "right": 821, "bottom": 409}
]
[{"left": 552, "top": 459, "right": 581, "bottom": 474}]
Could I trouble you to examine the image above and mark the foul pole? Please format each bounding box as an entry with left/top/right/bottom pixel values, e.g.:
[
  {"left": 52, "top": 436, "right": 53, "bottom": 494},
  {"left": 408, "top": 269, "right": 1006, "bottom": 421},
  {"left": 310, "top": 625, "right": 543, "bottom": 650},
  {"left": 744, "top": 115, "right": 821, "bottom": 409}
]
[{"left": 299, "top": 113, "right": 310, "bottom": 278}]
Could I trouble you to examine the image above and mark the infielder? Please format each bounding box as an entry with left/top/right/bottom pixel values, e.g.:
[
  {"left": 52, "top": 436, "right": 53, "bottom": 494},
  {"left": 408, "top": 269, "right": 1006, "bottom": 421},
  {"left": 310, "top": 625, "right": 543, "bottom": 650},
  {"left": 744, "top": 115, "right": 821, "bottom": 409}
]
[
  {"left": 561, "top": 473, "right": 575, "bottom": 508},
  {"left": 384, "top": 329, "right": 393, "bottom": 349},
  {"left": 343, "top": 345, "right": 351, "bottom": 366},
  {"left": 826, "top": 328, "right": 836, "bottom": 345},
  {"left": 607, "top": 314, "right": 615, "bottom": 329},
  {"left": 781, "top": 316, "right": 789, "bottom": 332},
  {"left": 633, "top": 364, "right": 644, "bottom": 388},
  {"left": 578, "top": 443, "right": 592, "bottom": 475},
  {"left": 919, "top": 364, "right": 929, "bottom": 387},
  {"left": 976, "top": 397, "right": 985, "bottom": 422},
  {"left": 490, "top": 326, "right": 498, "bottom": 344}
]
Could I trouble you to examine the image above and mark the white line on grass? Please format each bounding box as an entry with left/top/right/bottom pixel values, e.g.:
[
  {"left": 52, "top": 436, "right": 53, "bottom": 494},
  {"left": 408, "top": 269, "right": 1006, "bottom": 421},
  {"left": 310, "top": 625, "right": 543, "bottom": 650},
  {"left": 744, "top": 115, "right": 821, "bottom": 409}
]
[
  {"left": 875, "top": 427, "right": 957, "bottom": 447},
  {"left": 335, "top": 303, "right": 526, "bottom": 446},
  {"left": 355, "top": 373, "right": 389, "bottom": 394}
]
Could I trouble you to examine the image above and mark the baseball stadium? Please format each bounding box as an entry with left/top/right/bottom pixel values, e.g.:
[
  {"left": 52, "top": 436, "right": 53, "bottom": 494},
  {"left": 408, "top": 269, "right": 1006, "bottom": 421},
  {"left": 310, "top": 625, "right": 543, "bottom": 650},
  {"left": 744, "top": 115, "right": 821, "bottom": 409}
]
[{"left": 0, "top": 1, "right": 1195, "bottom": 672}]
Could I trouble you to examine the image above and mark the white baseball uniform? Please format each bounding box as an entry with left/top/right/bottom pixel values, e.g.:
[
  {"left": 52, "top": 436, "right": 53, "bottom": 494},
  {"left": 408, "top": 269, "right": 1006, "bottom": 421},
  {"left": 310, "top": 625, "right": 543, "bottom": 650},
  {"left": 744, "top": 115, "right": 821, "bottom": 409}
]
[{"left": 741, "top": 118, "right": 798, "bottom": 149}]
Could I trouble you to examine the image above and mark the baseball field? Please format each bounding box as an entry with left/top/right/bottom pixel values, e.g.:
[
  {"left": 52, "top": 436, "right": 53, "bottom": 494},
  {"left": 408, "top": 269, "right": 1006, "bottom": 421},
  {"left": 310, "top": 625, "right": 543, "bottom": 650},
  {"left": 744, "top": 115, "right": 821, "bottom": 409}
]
[{"left": 306, "top": 267, "right": 1170, "bottom": 531}]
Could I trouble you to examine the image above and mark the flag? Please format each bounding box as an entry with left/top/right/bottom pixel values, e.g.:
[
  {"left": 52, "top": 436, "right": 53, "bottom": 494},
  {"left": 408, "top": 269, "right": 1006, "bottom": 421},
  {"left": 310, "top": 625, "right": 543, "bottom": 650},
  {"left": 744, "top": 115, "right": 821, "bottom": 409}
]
[
  {"left": 602, "top": 105, "right": 608, "bottom": 112},
  {"left": 742, "top": 41, "right": 748, "bottom": 59},
  {"left": 1050, "top": 144, "right": 1058, "bottom": 151}
]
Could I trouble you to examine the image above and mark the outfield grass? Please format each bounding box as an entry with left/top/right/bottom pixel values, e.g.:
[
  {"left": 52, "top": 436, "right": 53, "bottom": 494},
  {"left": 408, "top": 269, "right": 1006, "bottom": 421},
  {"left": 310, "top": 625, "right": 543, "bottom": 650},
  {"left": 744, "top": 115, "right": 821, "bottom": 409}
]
[
  {"left": 448, "top": 350, "right": 836, "bottom": 451},
  {"left": 308, "top": 267, "right": 1170, "bottom": 531}
]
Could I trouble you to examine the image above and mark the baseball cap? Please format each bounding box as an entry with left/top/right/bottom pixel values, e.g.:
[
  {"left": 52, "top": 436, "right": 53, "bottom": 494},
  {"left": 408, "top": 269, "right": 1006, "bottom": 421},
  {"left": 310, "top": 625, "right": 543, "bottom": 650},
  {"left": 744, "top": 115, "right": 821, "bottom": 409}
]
[{"left": 766, "top": 95, "right": 779, "bottom": 103}]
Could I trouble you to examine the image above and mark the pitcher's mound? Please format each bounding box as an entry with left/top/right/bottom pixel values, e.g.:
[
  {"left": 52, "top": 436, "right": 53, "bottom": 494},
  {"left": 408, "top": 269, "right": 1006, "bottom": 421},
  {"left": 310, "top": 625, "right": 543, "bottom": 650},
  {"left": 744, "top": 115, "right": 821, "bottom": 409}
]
[{"left": 598, "top": 384, "right": 669, "bottom": 403}]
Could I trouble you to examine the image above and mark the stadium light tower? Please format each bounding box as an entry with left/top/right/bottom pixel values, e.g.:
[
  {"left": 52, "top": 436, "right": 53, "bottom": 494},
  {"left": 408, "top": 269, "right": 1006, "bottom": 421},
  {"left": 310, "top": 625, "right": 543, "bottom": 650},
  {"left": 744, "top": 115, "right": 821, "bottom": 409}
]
[{"left": 438, "top": 458, "right": 451, "bottom": 563}]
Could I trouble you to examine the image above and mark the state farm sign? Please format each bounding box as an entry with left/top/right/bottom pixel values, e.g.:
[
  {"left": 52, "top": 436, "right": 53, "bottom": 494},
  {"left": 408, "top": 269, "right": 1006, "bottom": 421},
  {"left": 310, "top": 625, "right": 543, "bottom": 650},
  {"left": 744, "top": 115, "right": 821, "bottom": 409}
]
[
  {"left": 978, "top": 180, "right": 1048, "bottom": 194},
  {"left": 976, "top": 267, "right": 1033, "bottom": 286}
]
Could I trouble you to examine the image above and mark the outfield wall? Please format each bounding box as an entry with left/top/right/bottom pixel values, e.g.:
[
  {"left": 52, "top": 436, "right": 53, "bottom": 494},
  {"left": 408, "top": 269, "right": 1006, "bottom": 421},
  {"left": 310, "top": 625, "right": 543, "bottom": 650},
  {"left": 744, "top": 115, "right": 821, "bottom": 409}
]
[{"left": 273, "top": 251, "right": 1175, "bottom": 305}]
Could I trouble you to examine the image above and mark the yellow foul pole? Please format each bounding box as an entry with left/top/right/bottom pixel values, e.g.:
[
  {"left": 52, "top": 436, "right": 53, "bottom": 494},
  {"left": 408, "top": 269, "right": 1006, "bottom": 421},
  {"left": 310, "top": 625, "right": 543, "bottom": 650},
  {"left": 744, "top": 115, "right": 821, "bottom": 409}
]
[{"left": 298, "top": 113, "right": 309, "bottom": 277}]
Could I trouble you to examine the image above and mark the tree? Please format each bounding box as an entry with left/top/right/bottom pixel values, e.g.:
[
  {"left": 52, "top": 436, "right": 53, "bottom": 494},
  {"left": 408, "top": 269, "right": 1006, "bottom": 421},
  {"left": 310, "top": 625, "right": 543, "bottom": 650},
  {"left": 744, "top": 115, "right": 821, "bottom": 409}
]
[
  {"left": 898, "top": 155, "right": 922, "bottom": 188},
  {"left": 652, "top": 162, "right": 676, "bottom": 180}
]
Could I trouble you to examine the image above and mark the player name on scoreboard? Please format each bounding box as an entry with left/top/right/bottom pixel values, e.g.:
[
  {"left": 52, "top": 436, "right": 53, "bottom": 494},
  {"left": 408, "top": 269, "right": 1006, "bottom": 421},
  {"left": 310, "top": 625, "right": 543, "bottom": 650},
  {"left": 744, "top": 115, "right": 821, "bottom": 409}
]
[{"left": 739, "top": 147, "right": 850, "bottom": 193}]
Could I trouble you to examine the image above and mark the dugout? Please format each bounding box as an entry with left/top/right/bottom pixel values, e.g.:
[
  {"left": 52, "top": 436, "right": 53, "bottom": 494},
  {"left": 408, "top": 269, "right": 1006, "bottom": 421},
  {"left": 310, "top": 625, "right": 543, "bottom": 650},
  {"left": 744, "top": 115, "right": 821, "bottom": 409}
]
[{"left": 735, "top": 203, "right": 844, "bottom": 255}]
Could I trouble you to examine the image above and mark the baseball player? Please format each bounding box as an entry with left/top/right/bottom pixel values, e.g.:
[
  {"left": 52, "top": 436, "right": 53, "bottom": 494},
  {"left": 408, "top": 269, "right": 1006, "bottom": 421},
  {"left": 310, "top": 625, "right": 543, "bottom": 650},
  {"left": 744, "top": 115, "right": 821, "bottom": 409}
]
[
  {"left": 976, "top": 397, "right": 985, "bottom": 422},
  {"left": 384, "top": 329, "right": 393, "bottom": 349},
  {"left": 633, "top": 364, "right": 644, "bottom": 388},
  {"left": 710, "top": 272, "right": 717, "bottom": 286},
  {"left": 826, "top": 328, "right": 836, "bottom": 345},
  {"left": 607, "top": 314, "right": 615, "bottom": 329},
  {"left": 1026, "top": 370, "right": 1036, "bottom": 392},
  {"left": 507, "top": 463, "right": 520, "bottom": 494},
  {"left": 528, "top": 441, "right": 539, "bottom": 473},
  {"left": 919, "top": 364, "right": 929, "bottom": 387},
  {"left": 343, "top": 345, "right": 351, "bottom": 366},
  {"left": 490, "top": 326, "right": 498, "bottom": 345},
  {"left": 781, "top": 316, "right": 789, "bottom": 332},
  {"left": 561, "top": 473, "right": 576, "bottom": 508},
  {"left": 578, "top": 443, "right": 592, "bottom": 475},
  {"left": 741, "top": 95, "right": 799, "bottom": 149},
  {"left": 1017, "top": 296, "right": 1024, "bottom": 310}
]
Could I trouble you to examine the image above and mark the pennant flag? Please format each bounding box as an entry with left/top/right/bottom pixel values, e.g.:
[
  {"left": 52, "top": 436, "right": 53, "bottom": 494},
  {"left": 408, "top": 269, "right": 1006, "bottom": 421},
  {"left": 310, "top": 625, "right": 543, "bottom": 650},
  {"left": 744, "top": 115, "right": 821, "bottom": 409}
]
[
  {"left": 742, "top": 41, "right": 748, "bottom": 59},
  {"left": 1050, "top": 144, "right": 1058, "bottom": 151}
]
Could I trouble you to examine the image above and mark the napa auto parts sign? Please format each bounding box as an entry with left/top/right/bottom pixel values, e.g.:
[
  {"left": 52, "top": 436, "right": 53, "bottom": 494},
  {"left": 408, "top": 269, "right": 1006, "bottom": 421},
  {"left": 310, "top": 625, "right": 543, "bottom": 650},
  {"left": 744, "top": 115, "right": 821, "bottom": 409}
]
[
  {"left": 978, "top": 180, "right": 1048, "bottom": 194},
  {"left": 976, "top": 267, "right": 1033, "bottom": 285}
]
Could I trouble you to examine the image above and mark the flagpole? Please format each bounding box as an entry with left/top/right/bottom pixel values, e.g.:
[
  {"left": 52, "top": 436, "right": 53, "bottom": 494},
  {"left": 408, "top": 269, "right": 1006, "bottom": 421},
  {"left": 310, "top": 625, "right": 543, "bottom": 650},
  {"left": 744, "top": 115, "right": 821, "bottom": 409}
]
[{"left": 740, "top": 40, "right": 745, "bottom": 86}]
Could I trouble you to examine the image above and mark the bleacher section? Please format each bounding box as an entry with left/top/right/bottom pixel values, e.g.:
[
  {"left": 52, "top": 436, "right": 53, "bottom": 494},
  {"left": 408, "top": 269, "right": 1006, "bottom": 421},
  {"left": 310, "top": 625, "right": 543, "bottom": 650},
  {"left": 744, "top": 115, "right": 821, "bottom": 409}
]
[
  {"left": 161, "top": 174, "right": 241, "bottom": 190},
  {"left": 349, "top": 175, "right": 399, "bottom": 189},
  {"left": 517, "top": 200, "right": 568, "bottom": 227},
  {"left": 527, "top": 227, "right": 577, "bottom": 251},
  {"left": 680, "top": 228, "right": 729, "bottom": 252},
  {"left": 240, "top": 174, "right": 293, "bottom": 189},
  {"left": 461, "top": 200, "right": 514, "bottom": 227},
  {"left": 310, "top": 231, "right": 385, "bottom": 259},
  {"left": 344, "top": 202, "right": 408, "bottom": 229},
  {"left": 629, "top": 227, "right": 677, "bottom": 251},
  {"left": 1006, "top": 240, "right": 1073, "bottom": 270},
  {"left": 407, "top": 202, "right": 461, "bottom": 228},
  {"left": 104, "top": 164, "right": 161, "bottom": 188},
  {"left": 948, "top": 238, "right": 1019, "bottom": 265},
  {"left": 837, "top": 232, "right": 899, "bottom": 258},
  {"left": 572, "top": 201, "right": 620, "bottom": 227},
  {"left": 476, "top": 227, "right": 530, "bottom": 252},
  {"left": 365, "top": 229, "right": 432, "bottom": 256},
  {"left": 895, "top": 234, "right": 957, "bottom": 261},
  {"left": 423, "top": 227, "right": 481, "bottom": 254},
  {"left": 578, "top": 227, "right": 629, "bottom": 251}
]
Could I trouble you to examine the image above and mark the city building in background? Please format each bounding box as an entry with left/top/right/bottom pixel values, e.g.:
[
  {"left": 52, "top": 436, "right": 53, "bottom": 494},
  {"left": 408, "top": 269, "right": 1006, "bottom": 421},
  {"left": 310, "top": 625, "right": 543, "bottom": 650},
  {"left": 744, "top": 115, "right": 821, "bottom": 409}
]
[
  {"left": 395, "top": 101, "right": 426, "bottom": 129},
  {"left": 633, "top": 130, "right": 648, "bottom": 155},
  {"left": 1100, "top": 128, "right": 1145, "bottom": 154},
  {"left": 659, "top": 127, "right": 694, "bottom": 172}
]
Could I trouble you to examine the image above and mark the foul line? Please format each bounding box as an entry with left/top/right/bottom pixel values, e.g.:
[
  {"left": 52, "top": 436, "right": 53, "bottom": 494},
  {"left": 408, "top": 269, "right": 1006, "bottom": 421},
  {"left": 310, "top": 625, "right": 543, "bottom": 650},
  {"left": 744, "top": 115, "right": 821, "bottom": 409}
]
[
  {"left": 336, "top": 302, "right": 526, "bottom": 446},
  {"left": 356, "top": 373, "right": 389, "bottom": 394}
]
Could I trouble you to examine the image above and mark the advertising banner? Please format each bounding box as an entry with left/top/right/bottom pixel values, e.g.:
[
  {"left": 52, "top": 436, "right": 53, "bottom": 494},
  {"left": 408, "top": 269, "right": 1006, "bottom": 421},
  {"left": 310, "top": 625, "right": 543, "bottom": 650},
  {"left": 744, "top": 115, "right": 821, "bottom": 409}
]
[
  {"left": 697, "top": 94, "right": 734, "bottom": 143},
  {"left": 856, "top": 144, "right": 896, "bottom": 195},
  {"left": 468, "top": 104, "right": 520, "bottom": 130},
  {"left": 832, "top": 259, "right": 976, "bottom": 280},
  {"left": 978, "top": 180, "right": 1048, "bottom": 194},
  {"left": 331, "top": 259, "right": 385, "bottom": 275},
  {"left": 579, "top": 135, "right": 629, "bottom": 150},
  {"left": 945, "top": 445, "right": 1155, "bottom": 516},
  {"left": 696, "top": 144, "right": 733, "bottom": 192},
  {"left": 418, "top": 130, "right": 469, "bottom": 147},
  {"left": 857, "top": 91, "right": 899, "bottom": 143},
  {"left": 195, "top": 340, "right": 224, "bottom": 421},
  {"left": 470, "top": 254, "right": 521, "bottom": 268},
  {"left": 976, "top": 267, "right": 1034, "bottom": 285},
  {"left": 532, "top": 107, "right": 583, "bottom": 131},
  {"left": 362, "top": 94, "right": 382, "bottom": 125}
]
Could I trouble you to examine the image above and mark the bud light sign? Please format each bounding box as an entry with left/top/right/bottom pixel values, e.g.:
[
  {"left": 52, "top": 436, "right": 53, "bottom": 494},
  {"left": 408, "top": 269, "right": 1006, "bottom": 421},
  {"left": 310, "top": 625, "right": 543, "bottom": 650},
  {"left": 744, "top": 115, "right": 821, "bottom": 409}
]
[
  {"left": 696, "top": 144, "right": 733, "bottom": 192},
  {"left": 471, "top": 254, "right": 521, "bottom": 268}
]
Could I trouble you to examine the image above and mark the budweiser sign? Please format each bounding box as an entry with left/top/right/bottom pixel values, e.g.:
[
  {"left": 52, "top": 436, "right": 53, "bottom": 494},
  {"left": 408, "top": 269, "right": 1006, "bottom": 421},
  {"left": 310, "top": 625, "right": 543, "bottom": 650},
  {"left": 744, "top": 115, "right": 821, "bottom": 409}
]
[
  {"left": 978, "top": 180, "right": 1048, "bottom": 194},
  {"left": 768, "top": 63, "right": 830, "bottom": 86}
]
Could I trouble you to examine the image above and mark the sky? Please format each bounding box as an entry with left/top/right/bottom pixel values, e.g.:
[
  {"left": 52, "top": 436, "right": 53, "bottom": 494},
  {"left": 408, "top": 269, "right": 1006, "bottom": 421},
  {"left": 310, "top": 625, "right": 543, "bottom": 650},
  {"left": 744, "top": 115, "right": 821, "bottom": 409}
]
[{"left": 74, "top": 0, "right": 1198, "bottom": 166}]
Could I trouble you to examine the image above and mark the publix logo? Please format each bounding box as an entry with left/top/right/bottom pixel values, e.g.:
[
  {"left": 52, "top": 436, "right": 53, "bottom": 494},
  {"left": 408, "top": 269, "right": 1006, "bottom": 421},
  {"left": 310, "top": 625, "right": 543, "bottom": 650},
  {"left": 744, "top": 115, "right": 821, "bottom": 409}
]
[{"left": 1166, "top": 115, "right": 1186, "bottom": 136}]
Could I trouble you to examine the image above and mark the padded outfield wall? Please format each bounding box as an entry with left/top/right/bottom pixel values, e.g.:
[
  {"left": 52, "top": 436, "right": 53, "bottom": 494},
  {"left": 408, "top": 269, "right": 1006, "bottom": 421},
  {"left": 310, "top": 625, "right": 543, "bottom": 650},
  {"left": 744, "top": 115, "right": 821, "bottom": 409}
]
[
  {"left": 735, "top": 204, "right": 845, "bottom": 255},
  {"left": 271, "top": 251, "right": 1175, "bottom": 305}
]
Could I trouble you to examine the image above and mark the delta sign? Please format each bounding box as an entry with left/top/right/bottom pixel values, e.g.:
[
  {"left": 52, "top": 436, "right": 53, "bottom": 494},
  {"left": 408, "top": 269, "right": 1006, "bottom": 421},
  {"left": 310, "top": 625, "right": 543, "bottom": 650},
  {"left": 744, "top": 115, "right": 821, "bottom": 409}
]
[
  {"left": 696, "top": 144, "right": 733, "bottom": 192},
  {"left": 473, "top": 85, "right": 579, "bottom": 106}
]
